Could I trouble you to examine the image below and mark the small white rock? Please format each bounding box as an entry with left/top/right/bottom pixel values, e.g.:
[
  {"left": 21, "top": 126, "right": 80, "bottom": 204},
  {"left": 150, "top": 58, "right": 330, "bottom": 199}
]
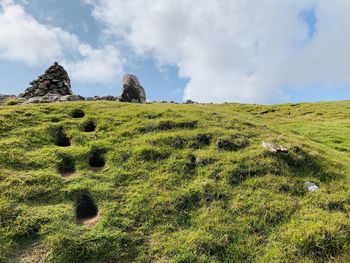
[
  {"left": 304, "top": 182, "right": 319, "bottom": 191},
  {"left": 262, "top": 141, "right": 288, "bottom": 153}
]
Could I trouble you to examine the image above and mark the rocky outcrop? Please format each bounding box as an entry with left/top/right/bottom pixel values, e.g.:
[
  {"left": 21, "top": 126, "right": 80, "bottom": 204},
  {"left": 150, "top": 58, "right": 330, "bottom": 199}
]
[
  {"left": 20, "top": 62, "right": 73, "bottom": 99},
  {"left": 23, "top": 94, "right": 84, "bottom": 104},
  {"left": 120, "top": 74, "right": 146, "bottom": 103}
]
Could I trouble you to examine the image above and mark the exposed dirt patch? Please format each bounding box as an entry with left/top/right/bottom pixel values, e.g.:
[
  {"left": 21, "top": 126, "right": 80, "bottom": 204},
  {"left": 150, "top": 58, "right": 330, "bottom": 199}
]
[
  {"left": 58, "top": 153, "right": 75, "bottom": 177},
  {"left": 19, "top": 243, "right": 49, "bottom": 263},
  {"left": 7, "top": 242, "right": 49, "bottom": 263},
  {"left": 78, "top": 212, "right": 100, "bottom": 227},
  {"left": 60, "top": 170, "right": 76, "bottom": 179}
]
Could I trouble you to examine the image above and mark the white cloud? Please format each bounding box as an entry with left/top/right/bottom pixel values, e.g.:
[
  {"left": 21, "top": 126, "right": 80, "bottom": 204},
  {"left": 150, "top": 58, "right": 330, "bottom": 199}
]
[
  {"left": 0, "top": 0, "right": 123, "bottom": 84},
  {"left": 65, "top": 44, "right": 124, "bottom": 84},
  {"left": 86, "top": 0, "right": 350, "bottom": 103},
  {"left": 0, "top": 1, "right": 78, "bottom": 65}
]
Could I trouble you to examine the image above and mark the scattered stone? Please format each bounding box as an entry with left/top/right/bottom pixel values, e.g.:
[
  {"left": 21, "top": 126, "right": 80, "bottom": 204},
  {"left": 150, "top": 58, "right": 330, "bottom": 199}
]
[
  {"left": 0, "top": 94, "right": 16, "bottom": 101},
  {"left": 59, "top": 95, "right": 85, "bottom": 102},
  {"left": 20, "top": 62, "right": 73, "bottom": 99},
  {"left": 0, "top": 94, "right": 20, "bottom": 105},
  {"left": 23, "top": 92, "right": 59, "bottom": 104},
  {"left": 304, "top": 181, "right": 320, "bottom": 191},
  {"left": 120, "top": 74, "right": 146, "bottom": 103},
  {"left": 262, "top": 141, "right": 288, "bottom": 154},
  {"left": 23, "top": 93, "right": 85, "bottom": 104},
  {"left": 89, "top": 95, "right": 120, "bottom": 101}
]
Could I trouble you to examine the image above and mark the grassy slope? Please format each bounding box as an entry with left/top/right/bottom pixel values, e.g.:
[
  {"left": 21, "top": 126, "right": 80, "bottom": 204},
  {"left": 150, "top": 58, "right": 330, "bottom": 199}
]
[{"left": 0, "top": 101, "right": 349, "bottom": 262}]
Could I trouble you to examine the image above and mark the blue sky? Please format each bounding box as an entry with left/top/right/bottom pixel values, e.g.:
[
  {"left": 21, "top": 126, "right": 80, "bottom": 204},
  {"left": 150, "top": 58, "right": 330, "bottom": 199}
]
[
  {"left": 1, "top": 0, "right": 350, "bottom": 103},
  {"left": 0, "top": 0, "right": 187, "bottom": 101}
]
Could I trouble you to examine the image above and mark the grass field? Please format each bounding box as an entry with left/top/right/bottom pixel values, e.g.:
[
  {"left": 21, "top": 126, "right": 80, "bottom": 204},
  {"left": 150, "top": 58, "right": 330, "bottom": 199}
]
[{"left": 0, "top": 100, "right": 349, "bottom": 262}]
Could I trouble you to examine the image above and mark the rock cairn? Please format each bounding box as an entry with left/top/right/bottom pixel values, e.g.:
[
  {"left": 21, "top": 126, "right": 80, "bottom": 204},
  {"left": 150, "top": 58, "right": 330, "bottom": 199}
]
[
  {"left": 120, "top": 74, "right": 146, "bottom": 103},
  {"left": 20, "top": 62, "right": 73, "bottom": 99},
  {"left": 17, "top": 64, "right": 150, "bottom": 104}
]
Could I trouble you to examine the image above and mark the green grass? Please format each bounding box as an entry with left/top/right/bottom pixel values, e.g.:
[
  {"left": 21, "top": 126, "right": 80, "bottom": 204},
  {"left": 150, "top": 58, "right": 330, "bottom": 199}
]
[{"left": 0, "top": 101, "right": 349, "bottom": 262}]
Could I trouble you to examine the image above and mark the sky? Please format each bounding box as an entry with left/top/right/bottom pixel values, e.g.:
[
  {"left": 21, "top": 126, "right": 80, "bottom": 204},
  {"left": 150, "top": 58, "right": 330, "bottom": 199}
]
[{"left": 1, "top": 0, "right": 350, "bottom": 103}]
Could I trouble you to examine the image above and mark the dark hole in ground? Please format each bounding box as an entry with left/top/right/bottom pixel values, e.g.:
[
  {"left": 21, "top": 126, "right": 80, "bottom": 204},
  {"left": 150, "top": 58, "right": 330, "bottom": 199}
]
[
  {"left": 83, "top": 120, "right": 96, "bottom": 132},
  {"left": 89, "top": 148, "right": 106, "bottom": 168},
  {"left": 191, "top": 134, "right": 212, "bottom": 148},
  {"left": 58, "top": 154, "right": 75, "bottom": 176},
  {"left": 53, "top": 126, "right": 71, "bottom": 147},
  {"left": 217, "top": 136, "right": 249, "bottom": 151},
  {"left": 75, "top": 194, "right": 98, "bottom": 221},
  {"left": 260, "top": 109, "right": 276, "bottom": 115},
  {"left": 158, "top": 120, "right": 197, "bottom": 131},
  {"left": 183, "top": 153, "right": 197, "bottom": 173},
  {"left": 71, "top": 108, "right": 85, "bottom": 118},
  {"left": 14, "top": 223, "right": 40, "bottom": 241},
  {"left": 50, "top": 116, "right": 61, "bottom": 123}
]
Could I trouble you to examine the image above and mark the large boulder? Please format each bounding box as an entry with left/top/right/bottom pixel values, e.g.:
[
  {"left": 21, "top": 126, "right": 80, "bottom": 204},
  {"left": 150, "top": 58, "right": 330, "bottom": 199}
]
[
  {"left": 120, "top": 74, "right": 146, "bottom": 103},
  {"left": 20, "top": 62, "right": 73, "bottom": 99}
]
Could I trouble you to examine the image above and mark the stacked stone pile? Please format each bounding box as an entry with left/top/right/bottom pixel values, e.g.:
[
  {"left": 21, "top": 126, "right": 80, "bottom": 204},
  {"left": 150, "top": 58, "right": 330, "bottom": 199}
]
[{"left": 20, "top": 62, "right": 72, "bottom": 99}]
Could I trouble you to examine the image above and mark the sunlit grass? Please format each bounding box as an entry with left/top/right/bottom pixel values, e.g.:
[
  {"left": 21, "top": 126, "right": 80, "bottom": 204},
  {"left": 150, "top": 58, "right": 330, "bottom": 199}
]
[{"left": 0, "top": 101, "right": 349, "bottom": 262}]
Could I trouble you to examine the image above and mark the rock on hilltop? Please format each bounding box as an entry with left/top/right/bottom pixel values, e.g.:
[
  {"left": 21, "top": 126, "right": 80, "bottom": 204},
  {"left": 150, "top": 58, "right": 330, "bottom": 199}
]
[
  {"left": 14, "top": 63, "right": 147, "bottom": 104},
  {"left": 19, "top": 62, "right": 84, "bottom": 103},
  {"left": 120, "top": 74, "right": 146, "bottom": 103},
  {"left": 20, "top": 62, "right": 72, "bottom": 99}
]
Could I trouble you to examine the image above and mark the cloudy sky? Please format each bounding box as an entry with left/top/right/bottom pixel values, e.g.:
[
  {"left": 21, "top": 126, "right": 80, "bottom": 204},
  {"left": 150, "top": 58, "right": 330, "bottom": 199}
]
[{"left": 1, "top": 0, "right": 350, "bottom": 103}]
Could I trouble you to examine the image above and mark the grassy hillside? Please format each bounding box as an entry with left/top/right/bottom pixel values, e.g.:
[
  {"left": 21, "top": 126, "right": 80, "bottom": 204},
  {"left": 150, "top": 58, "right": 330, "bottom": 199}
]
[{"left": 0, "top": 101, "right": 349, "bottom": 262}]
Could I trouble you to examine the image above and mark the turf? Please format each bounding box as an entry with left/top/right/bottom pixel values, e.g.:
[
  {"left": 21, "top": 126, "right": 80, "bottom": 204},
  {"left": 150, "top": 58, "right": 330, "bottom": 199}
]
[{"left": 0, "top": 101, "right": 349, "bottom": 262}]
